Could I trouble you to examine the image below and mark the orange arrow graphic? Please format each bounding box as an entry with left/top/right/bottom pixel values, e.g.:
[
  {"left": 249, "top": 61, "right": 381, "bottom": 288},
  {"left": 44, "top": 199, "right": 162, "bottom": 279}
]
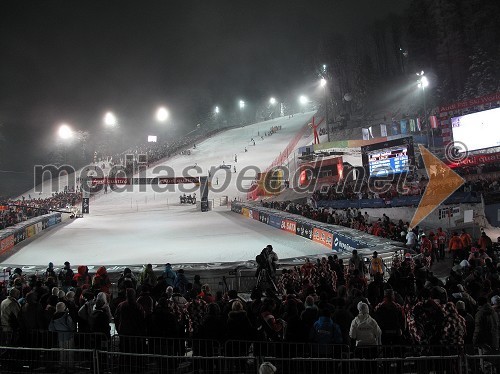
[{"left": 409, "top": 145, "right": 465, "bottom": 229}]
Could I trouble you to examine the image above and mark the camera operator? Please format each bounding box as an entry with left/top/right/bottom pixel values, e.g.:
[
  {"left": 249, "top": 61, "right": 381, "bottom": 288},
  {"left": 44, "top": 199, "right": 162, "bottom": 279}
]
[{"left": 255, "top": 245, "right": 279, "bottom": 291}]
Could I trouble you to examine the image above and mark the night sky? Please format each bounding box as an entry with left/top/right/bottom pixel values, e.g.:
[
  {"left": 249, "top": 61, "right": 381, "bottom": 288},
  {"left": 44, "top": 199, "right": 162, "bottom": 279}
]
[{"left": 0, "top": 0, "right": 410, "bottom": 196}]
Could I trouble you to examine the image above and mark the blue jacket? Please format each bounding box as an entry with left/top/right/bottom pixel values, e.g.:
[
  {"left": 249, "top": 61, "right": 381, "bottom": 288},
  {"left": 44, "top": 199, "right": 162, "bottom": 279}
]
[
  {"left": 163, "top": 265, "right": 177, "bottom": 287},
  {"left": 311, "top": 316, "right": 343, "bottom": 346}
]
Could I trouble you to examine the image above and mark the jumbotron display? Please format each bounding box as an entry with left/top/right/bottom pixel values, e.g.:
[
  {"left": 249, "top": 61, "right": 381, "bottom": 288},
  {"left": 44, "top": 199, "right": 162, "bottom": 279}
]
[
  {"left": 361, "top": 137, "right": 415, "bottom": 177},
  {"left": 451, "top": 107, "right": 500, "bottom": 152}
]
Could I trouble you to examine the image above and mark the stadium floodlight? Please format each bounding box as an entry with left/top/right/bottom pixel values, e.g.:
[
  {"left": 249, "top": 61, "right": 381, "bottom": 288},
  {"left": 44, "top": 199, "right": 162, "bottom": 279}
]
[
  {"left": 269, "top": 97, "right": 276, "bottom": 105},
  {"left": 156, "top": 106, "right": 169, "bottom": 122},
  {"left": 320, "top": 78, "right": 327, "bottom": 87},
  {"left": 299, "top": 95, "right": 308, "bottom": 105},
  {"left": 58, "top": 124, "right": 73, "bottom": 139},
  {"left": 214, "top": 106, "right": 220, "bottom": 114},
  {"left": 239, "top": 100, "right": 245, "bottom": 109},
  {"left": 104, "top": 111, "right": 117, "bottom": 126}
]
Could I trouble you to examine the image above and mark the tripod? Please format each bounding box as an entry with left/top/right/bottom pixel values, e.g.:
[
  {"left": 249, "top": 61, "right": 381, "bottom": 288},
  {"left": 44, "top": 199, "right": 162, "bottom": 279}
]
[{"left": 256, "top": 267, "right": 278, "bottom": 294}]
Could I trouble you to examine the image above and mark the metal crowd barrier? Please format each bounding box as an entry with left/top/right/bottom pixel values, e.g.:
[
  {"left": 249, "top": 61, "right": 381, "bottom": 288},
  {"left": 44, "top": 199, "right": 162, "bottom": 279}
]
[
  {"left": 96, "top": 351, "right": 257, "bottom": 374},
  {"left": 0, "top": 346, "right": 95, "bottom": 373}
]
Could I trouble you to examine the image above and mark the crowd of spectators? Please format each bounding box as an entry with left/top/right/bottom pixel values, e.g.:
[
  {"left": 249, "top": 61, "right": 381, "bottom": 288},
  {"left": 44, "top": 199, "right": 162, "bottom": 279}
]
[
  {"left": 0, "top": 191, "right": 82, "bottom": 230},
  {"left": 0, "top": 240, "right": 498, "bottom": 371}
]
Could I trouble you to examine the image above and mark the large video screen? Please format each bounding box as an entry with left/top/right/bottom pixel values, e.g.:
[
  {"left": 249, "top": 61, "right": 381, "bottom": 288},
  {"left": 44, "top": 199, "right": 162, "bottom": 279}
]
[
  {"left": 361, "top": 137, "right": 414, "bottom": 177},
  {"left": 451, "top": 107, "right": 500, "bottom": 152},
  {"left": 367, "top": 146, "right": 409, "bottom": 177}
]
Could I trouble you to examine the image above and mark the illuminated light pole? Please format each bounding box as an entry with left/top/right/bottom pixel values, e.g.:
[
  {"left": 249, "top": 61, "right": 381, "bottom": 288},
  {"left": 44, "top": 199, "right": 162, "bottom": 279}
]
[
  {"left": 417, "top": 71, "right": 430, "bottom": 146},
  {"left": 214, "top": 106, "right": 220, "bottom": 114},
  {"left": 58, "top": 124, "right": 73, "bottom": 164},
  {"left": 320, "top": 78, "right": 329, "bottom": 142}
]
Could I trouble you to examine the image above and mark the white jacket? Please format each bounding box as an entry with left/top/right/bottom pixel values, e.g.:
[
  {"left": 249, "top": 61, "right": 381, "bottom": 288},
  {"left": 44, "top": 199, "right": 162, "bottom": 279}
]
[{"left": 349, "top": 313, "right": 381, "bottom": 346}]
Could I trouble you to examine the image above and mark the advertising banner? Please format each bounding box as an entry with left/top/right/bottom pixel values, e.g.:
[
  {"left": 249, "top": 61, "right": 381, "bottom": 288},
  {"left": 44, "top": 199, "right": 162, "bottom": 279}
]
[
  {"left": 82, "top": 198, "right": 90, "bottom": 214},
  {"left": 14, "top": 229, "right": 26, "bottom": 244},
  {"left": 158, "top": 177, "right": 199, "bottom": 184},
  {"left": 0, "top": 235, "right": 14, "bottom": 255},
  {"left": 26, "top": 225, "right": 36, "bottom": 238},
  {"left": 280, "top": 219, "right": 297, "bottom": 234},
  {"left": 312, "top": 228, "right": 334, "bottom": 249},
  {"left": 35, "top": 222, "right": 43, "bottom": 234},
  {"left": 333, "top": 233, "right": 368, "bottom": 252},
  {"left": 241, "top": 208, "right": 250, "bottom": 218},
  {"left": 252, "top": 210, "right": 259, "bottom": 221},
  {"left": 259, "top": 212, "right": 269, "bottom": 224},
  {"left": 231, "top": 204, "right": 242, "bottom": 214},
  {"left": 268, "top": 214, "right": 282, "bottom": 229},
  {"left": 296, "top": 222, "right": 313, "bottom": 240},
  {"left": 91, "top": 177, "right": 130, "bottom": 185}
]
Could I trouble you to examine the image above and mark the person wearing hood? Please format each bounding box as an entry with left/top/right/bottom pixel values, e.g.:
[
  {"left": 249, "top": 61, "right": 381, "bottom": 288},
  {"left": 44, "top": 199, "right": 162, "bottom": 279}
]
[
  {"left": 162, "top": 263, "right": 176, "bottom": 287},
  {"left": 350, "top": 301, "right": 381, "bottom": 371},
  {"left": 1, "top": 288, "right": 21, "bottom": 334},
  {"left": 473, "top": 296, "right": 499, "bottom": 352},
  {"left": 117, "top": 268, "right": 137, "bottom": 291},
  {"left": 92, "top": 266, "right": 111, "bottom": 294},
  {"left": 48, "top": 302, "right": 75, "bottom": 368},
  {"left": 114, "top": 288, "right": 146, "bottom": 337},
  {"left": 349, "top": 302, "right": 381, "bottom": 346},
  {"left": 58, "top": 261, "right": 74, "bottom": 292},
  {"left": 139, "top": 263, "right": 158, "bottom": 288},
  {"left": 174, "top": 269, "right": 189, "bottom": 294},
  {"left": 73, "top": 265, "right": 91, "bottom": 288},
  {"left": 89, "top": 295, "right": 111, "bottom": 340},
  {"left": 45, "top": 262, "right": 56, "bottom": 280}
]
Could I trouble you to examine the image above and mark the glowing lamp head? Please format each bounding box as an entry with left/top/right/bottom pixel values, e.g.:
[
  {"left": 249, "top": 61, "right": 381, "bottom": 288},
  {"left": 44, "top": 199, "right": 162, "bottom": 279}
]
[
  {"left": 58, "top": 124, "right": 73, "bottom": 139},
  {"left": 104, "top": 112, "right": 117, "bottom": 126},
  {"left": 269, "top": 97, "right": 276, "bottom": 105},
  {"left": 299, "top": 95, "right": 308, "bottom": 105},
  {"left": 239, "top": 100, "right": 245, "bottom": 109},
  {"left": 215, "top": 106, "right": 220, "bottom": 114},
  {"left": 320, "top": 78, "right": 327, "bottom": 87},
  {"left": 156, "top": 107, "right": 169, "bottom": 122}
]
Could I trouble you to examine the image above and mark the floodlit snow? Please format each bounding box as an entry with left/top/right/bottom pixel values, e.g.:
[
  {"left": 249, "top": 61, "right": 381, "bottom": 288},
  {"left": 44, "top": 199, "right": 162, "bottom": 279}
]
[{"left": 4, "top": 112, "right": 335, "bottom": 266}]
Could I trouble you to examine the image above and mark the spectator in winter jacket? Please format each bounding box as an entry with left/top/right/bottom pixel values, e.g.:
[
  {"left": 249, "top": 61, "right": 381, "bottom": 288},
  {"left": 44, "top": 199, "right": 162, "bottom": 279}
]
[
  {"left": 473, "top": 296, "right": 499, "bottom": 351},
  {"left": 1, "top": 288, "right": 21, "bottom": 333},
  {"left": 139, "top": 264, "right": 157, "bottom": 288},
  {"left": 92, "top": 266, "right": 111, "bottom": 294},
  {"left": 226, "top": 300, "right": 256, "bottom": 356},
  {"left": 45, "top": 262, "right": 56, "bottom": 281},
  {"left": 310, "top": 308, "right": 342, "bottom": 355},
  {"left": 349, "top": 301, "right": 381, "bottom": 346},
  {"left": 89, "top": 297, "right": 111, "bottom": 341},
  {"left": 58, "top": 261, "right": 74, "bottom": 292},
  {"left": 117, "top": 268, "right": 137, "bottom": 291},
  {"left": 73, "top": 265, "right": 91, "bottom": 288},
  {"left": 174, "top": 269, "right": 189, "bottom": 294},
  {"left": 114, "top": 288, "right": 146, "bottom": 337},
  {"left": 374, "top": 289, "right": 406, "bottom": 345},
  {"left": 48, "top": 302, "right": 75, "bottom": 368},
  {"left": 162, "top": 263, "right": 176, "bottom": 287}
]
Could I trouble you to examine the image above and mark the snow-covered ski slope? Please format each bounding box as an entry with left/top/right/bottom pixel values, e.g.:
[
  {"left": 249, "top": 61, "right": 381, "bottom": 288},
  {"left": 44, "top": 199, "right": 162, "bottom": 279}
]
[{"left": 4, "top": 112, "right": 336, "bottom": 266}]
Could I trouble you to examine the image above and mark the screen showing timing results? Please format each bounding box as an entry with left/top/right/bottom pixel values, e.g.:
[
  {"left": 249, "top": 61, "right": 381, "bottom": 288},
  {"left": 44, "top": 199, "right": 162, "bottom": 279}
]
[{"left": 368, "top": 147, "right": 409, "bottom": 177}]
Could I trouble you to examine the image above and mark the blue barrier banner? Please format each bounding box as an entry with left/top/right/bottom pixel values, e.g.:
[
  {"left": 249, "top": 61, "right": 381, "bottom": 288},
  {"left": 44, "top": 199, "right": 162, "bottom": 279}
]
[
  {"left": 231, "top": 204, "right": 242, "bottom": 214},
  {"left": 295, "top": 222, "right": 313, "bottom": 240},
  {"left": 333, "top": 232, "right": 369, "bottom": 251},
  {"left": 259, "top": 212, "right": 269, "bottom": 224},
  {"left": 268, "top": 214, "right": 283, "bottom": 229}
]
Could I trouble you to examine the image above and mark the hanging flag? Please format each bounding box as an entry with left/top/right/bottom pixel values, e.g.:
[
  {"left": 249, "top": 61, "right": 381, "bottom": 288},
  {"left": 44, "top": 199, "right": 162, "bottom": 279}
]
[
  {"left": 392, "top": 122, "right": 399, "bottom": 135},
  {"left": 368, "top": 126, "right": 374, "bottom": 139},
  {"left": 362, "top": 128, "right": 370, "bottom": 140},
  {"left": 416, "top": 118, "right": 422, "bottom": 131},
  {"left": 409, "top": 119, "right": 416, "bottom": 132},
  {"left": 429, "top": 115, "right": 439, "bottom": 129},
  {"left": 400, "top": 119, "right": 408, "bottom": 134},
  {"left": 380, "top": 124, "right": 387, "bottom": 137}
]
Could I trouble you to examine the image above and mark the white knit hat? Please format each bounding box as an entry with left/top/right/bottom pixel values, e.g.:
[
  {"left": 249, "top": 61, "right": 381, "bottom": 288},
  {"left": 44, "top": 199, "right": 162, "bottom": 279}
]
[{"left": 259, "top": 362, "right": 277, "bottom": 374}]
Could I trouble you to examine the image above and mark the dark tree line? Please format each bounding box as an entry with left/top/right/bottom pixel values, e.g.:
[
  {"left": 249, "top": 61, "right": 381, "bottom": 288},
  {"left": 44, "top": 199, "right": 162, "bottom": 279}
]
[{"left": 317, "top": 0, "right": 500, "bottom": 120}]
